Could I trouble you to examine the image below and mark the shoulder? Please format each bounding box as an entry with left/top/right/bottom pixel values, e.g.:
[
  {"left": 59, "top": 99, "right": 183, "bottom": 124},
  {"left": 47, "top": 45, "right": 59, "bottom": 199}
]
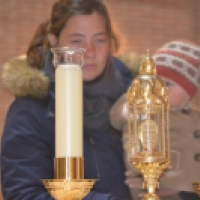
[
  {"left": 4, "top": 97, "right": 50, "bottom": 135},
  {"left": 170, "top": 110, "right": 200, "bottom": 134},
  {"left": 8, "top": 96, "right": 48, "bottom": 117},
  {"left": 2, "top": 96, "right": 54, "bottom": 150},
  {"left": 171, "top": 109, "right": 200, "bottom": 120},
  {"left": 112, "top": 57, "right": 133, "bottom": 90},
  {"left": 112, "top": 57, "right": 133, "bottom": 77}
]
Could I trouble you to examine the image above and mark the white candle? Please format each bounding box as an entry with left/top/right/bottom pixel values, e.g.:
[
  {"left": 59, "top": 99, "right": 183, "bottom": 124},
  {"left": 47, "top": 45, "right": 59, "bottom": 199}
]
[{"left": 55, "top": 64, "right": 83, "bottom": 157}]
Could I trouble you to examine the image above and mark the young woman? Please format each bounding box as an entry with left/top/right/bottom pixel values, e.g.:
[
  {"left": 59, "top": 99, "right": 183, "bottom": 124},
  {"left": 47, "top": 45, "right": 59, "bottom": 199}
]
[{"left": 0, "top": 0, "right": 132, "bottom": 199}]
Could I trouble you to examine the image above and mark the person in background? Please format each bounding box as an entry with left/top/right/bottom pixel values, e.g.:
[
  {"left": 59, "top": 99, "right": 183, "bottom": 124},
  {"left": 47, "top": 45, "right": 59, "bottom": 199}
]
[
  {"left": 110, "top": 40, "right": 200, "bottom": 200},
  {"left": 0, "top": 0, "right": 133, "bottom": 199},
  {"left": 153, "top": 40, "right": 200, "bottom": 200}
]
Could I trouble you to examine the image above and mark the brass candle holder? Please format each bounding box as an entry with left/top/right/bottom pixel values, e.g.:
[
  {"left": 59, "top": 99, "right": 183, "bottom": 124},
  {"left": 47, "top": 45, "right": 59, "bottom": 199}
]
[
  {"left": 42, "top": 47, "right": 95, "bottom": 200},
  {"left": 126, "top": 51, "right": 170, "bottom": 200},
  {"left": 43, "top": 157, "right": 95, "bottom": 200}
]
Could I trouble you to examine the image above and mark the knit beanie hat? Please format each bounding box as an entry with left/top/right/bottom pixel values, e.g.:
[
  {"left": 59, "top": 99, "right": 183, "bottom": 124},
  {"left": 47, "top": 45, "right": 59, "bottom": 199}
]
[{"left": 152, "top": 40, "right": 200, "bottom": 98}]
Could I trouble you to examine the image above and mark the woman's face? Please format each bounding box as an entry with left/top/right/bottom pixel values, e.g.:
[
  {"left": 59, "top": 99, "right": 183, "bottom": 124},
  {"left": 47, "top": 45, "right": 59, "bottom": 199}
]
[
  {"left": 162, "top": 77, "right": 190, "bottom": 109},
  {"left": 50, "top": 12, "right": 110, "bottom": 81}
]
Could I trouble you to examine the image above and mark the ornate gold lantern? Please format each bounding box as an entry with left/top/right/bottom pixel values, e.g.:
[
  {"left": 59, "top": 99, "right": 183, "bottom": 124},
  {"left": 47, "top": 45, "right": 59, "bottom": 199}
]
[{"left": 127, "top": 51, "right": 170, "bottom": 200}]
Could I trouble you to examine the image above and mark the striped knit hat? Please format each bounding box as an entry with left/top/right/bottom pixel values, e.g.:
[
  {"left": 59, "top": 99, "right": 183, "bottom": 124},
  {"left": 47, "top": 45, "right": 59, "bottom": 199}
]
[{"left": 153, "top": 40, "right": 200, "bottom": 98}]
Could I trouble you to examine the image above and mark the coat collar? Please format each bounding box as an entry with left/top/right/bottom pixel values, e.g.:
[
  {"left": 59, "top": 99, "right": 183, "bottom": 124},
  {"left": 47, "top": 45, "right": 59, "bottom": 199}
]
[{"left": 1, "top": 55, "right": 50, "bottom": 99}]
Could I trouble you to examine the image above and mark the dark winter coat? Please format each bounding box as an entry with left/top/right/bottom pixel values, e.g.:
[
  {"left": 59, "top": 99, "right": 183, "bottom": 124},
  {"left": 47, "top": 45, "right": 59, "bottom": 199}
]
[{"left": 0, "top": 55, "right": 133, "bottom": 200}]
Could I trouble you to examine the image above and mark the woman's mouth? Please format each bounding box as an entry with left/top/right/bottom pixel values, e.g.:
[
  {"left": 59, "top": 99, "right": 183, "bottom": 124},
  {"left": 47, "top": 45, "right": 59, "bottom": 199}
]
[{"left": 82, "top": 64, "right": 95, "bottom": 70}]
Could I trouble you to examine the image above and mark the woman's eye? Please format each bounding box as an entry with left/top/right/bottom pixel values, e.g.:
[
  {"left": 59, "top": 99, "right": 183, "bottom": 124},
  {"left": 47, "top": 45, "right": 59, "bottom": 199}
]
[
  {"left": 70, "top": 40, "right": 81, "bottom": 44},
  {"left": 95, "top": 38, "right": 106, "bottom": 43}
]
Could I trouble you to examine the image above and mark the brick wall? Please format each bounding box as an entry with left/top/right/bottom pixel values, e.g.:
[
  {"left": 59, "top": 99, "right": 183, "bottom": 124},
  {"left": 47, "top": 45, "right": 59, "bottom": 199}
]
[
  {"left": 0, "top": 0, "right": 200, "bottom": 199},
  {"left": 0, "top": 0, "right": 54, "bottom": 135},
  {"left": 106, "top": 0, "right": 200, "bottom": 54}
]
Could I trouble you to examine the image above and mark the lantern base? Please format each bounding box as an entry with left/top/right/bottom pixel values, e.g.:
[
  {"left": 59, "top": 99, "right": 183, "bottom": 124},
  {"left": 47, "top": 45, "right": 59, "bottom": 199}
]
[
  {"left": 143, "top": 193, "right": 159, "bottom": 200},
  {"left": 192, "top": 182, "right": 200, "bottom": 197},
  {"left": 42, "top": 179, "right": 96, "bottom": 200},
  {"left": 130, "top": 160, "right": 169, "bottom": 200}
]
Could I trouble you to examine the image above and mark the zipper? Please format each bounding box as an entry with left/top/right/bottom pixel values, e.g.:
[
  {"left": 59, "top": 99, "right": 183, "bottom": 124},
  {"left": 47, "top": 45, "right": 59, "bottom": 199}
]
[{"left": 89, "top": 136, "right": 101, "bottom": 179}]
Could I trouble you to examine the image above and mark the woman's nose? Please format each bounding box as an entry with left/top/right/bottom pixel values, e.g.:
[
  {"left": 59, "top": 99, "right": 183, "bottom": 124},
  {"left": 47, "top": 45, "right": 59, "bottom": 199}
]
[{"left": 85, "top": 42, "right": 95, "bottom": 57}]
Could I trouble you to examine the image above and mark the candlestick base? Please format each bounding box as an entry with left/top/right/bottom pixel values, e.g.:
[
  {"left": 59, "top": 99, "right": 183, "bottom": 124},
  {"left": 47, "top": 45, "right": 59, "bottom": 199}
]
[
  {"left": 43, "top": 179, "right": 96, "bottom": 200},
  {"left": 192, "top": 182, "right": 200, "bottom": 197}
]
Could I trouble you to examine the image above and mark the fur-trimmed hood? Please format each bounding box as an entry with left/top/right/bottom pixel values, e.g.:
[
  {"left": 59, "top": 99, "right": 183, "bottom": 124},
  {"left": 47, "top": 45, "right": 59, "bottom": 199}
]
[
  {"left": 1, "top": 54, "right": 137, "bottom": 100},
  {"left": 1, "top": 55, "right": 50, "bottom": 99}
]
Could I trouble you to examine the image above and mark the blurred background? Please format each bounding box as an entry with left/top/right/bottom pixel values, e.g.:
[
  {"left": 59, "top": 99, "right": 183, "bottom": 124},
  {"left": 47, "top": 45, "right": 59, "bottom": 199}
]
[{"left": 0, "top": 0, "right": 200, "bottom": 199}]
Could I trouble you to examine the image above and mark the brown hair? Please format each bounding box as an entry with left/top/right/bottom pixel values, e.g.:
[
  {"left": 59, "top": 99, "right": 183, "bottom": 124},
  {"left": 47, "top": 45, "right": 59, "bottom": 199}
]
[{"left": 27, "top": 0, "right": 120, "bottom": 69}]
